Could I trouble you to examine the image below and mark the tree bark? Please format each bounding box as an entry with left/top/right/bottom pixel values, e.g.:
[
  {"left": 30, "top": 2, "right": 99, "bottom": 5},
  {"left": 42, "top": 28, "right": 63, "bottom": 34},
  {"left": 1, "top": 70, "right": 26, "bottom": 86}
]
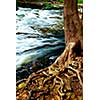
[{"left": 64, "top": 0, "right": 83, "bottom": 48}]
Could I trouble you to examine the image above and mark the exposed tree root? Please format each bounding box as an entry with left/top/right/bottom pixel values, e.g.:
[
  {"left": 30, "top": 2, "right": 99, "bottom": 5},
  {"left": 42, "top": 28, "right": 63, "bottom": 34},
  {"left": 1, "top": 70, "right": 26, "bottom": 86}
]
[{"left": 16, "top": 41, "right": 83, "bottom": 100}]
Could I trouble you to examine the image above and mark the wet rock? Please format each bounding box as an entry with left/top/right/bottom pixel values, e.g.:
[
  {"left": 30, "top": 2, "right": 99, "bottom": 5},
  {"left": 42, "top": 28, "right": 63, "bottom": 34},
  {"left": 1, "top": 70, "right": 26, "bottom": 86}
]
[
  {"left": 16, "top": 6, "right": 18, "bottom": 11},
  {"left": 16, "top": 69, "right": 29, "bottom": 81}
]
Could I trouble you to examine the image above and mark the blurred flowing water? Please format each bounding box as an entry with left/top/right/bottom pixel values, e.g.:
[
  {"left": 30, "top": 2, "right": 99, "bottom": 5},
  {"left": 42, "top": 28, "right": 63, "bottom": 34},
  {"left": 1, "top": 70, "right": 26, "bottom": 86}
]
[{"left": 16, "top": 7, "right": 65, "bottom": 69}]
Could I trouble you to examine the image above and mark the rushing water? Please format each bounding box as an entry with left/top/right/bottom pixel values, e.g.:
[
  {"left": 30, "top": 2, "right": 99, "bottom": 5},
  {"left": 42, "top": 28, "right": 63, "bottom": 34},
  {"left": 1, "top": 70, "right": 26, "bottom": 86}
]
[{"left": 16, "top": 7, "right": 65, "bottom": 69}]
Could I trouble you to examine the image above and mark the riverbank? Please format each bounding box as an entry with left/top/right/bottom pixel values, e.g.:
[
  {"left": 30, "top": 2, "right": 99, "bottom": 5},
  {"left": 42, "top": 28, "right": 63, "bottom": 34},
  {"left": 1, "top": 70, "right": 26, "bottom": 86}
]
[
  {"left": 16, "top": 0, "right": 83, "bottom": 10},
  {"left": 16, "top": 1, "right": 63, "bottom": 10}
]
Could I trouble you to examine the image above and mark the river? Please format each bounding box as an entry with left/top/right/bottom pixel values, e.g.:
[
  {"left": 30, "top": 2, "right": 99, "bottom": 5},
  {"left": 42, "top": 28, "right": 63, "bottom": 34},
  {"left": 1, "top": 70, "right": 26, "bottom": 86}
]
[{"left": 16, "top": 7, "right": 65, "bottom": 80}]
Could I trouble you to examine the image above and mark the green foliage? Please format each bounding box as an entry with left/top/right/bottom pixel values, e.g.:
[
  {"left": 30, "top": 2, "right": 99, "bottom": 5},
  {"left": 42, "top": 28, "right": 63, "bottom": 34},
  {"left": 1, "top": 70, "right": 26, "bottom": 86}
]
[
  {"left": 34, "top": 0, "right": 83, "bottom": 3},
  {"left": 57, "top": 0, "right": 83, "bottom": 3},
  {"left": 78, "top": 0, "right": 83, "bottom": 3},
  {"left": 56, "top": 0, "right": 64, "bottom": 3},
  {"left": 34, "top": 0, "right": 50, "bottom": 2},
  {"left": 44, "top": 3, "right": 54, "bottom": 9},
  {"left": 16, "top": 0, "right": 83, "bottom": 4}
]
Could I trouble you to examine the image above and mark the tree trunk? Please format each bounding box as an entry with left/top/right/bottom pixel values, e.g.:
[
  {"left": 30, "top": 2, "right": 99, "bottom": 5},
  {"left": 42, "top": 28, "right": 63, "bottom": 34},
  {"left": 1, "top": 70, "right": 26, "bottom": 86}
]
[
  {"left": 64, "top": 0, "right": 83, "bottom": 48},
  {"left": 52, "top": 0, "right": 83, "bottom": 72}
]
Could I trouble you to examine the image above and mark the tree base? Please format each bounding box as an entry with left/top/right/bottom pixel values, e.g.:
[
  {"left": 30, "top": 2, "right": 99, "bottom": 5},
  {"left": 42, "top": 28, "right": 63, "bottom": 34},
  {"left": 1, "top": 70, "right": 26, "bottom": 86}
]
[{"left": 16, "top": 41, "right": 83, "bottom": 100}]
